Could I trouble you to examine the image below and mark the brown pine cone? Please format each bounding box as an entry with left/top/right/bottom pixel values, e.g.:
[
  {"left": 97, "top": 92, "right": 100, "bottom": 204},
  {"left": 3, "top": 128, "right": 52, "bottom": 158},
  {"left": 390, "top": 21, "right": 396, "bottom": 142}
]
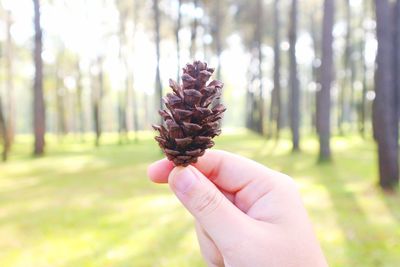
[{"left": 153, "top": 60, "right": 226, "bottom": 166}]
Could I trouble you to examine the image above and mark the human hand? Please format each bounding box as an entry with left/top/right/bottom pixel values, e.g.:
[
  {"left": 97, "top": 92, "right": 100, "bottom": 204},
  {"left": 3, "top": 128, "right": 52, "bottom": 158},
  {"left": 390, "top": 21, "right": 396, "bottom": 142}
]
[{"left": 148, "top": 150, "right": 328, "bottom": 267}]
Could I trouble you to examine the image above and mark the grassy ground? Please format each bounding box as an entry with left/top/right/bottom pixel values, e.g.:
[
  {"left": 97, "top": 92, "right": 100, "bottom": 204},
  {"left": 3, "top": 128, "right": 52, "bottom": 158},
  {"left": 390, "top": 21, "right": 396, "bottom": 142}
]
[{"left": 0, "top": 130, "right": 399, "bottom": 267}]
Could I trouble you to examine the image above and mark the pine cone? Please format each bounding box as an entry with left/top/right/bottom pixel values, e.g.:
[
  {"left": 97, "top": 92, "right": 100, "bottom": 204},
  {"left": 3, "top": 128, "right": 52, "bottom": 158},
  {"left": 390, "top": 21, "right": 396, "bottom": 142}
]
[{"left": 153, "top": 60, "right": 226, "bottom": 166}]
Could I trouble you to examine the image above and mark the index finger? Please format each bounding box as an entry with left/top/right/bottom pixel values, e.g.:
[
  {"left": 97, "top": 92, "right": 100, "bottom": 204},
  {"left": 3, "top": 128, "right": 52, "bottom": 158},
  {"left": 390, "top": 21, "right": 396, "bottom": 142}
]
[{"left": 147, "top": 149, "right": 279, "bottom": 193}]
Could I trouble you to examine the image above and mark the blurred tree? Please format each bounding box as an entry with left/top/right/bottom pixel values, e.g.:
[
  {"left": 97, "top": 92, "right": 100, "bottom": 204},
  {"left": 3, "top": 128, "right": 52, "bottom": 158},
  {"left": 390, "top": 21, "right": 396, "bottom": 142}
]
[
  {"left": 270, "top": 0, "right": 282, "bottom": 139},
  {"left": 395, "top": 0, "right": 400, "bottom": 126},
  {"left": 309, "top": 5, "right": 321, "bottom": 133},
  {"left": 92, "top": 57, "right": 104, "bottom": 147},
  {"left": 317, "top": 0, "right": 334, "bottom": 162},
  {"left": 55, "top": 51, "right": 68, "bottom": 136},
  {"left": 237, "top": 0, "right": 271, "bottom": 135},
  {"left": 118, "top": 7, "right": 129, "bottom": 143},
  {"left": 5, "top": 10, "right": 15, "bottom": 144},
  {"left": 175, "top": 0, "right": 182, "bottom": 81},
  {"left": 289, "top": 0, "right": 300, "bottom": 151},
  {"left": 51, "top": 47, "right": 78, "bottom": 137},
  {"left": 210, "top": 0, "right": 223, "bottom": 80},
  {"left": 117, "top": 0, "right": 140, "bottom": 141},
  {"left": 359, "top": 0, "right": 369, "bottom": 137},
  {"left": 0, "top": 96, "right": 9, "bottom": 161},
  {"left": 254, "top": 0, "right": 264, "bottom": 135},
  {"left": 373, "top": 0, "right": 399, "bottom": 189},
  {"left": 153, "top": 0, "right": 162, "bottom": 123},
  {"left": 338, "top": 0, "right": 354, "bottom": 134},
  {"left": 33, "top": 0, "right": 45, "bottom": 156},
  {"left": 75, "top": 60, "right": 85, "bottom": 140},
  {"left": 131, "top": 0, "right": 140, "bottom": 142},
  {"left": 348, "top": 3, "right": 357, "bottom": 133},
  {"left": 190, "top": 0, "right": 199, "bottom": 58}
]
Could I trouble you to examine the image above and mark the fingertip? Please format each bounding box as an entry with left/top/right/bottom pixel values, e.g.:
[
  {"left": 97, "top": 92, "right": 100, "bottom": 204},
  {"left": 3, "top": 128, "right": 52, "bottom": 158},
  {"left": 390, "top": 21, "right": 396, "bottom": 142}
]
[{"left": 147, "top": 158, "right": 174, "bottom": 183}]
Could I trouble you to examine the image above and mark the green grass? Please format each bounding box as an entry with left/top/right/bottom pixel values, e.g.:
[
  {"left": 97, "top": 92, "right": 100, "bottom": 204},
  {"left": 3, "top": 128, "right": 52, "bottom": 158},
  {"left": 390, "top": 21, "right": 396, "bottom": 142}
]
[{"left": 0, "top": 130, "right": 399, "bottom": 267}]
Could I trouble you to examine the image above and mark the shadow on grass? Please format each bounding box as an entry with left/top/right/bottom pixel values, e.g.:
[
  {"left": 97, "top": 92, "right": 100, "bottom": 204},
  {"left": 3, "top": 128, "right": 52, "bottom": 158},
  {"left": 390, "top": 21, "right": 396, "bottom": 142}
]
[
  {"left": 381, "top": 190, "right": 400, "bottom": 223},
  {"left": 60, "top": 209, "right": 194, "bottom": 267}
]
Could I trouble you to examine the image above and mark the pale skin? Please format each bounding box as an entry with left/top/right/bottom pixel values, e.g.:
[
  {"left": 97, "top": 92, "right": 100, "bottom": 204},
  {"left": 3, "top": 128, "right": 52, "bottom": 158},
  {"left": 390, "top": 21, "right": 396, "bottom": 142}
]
[{"left": 148, "top": 150, "right": 328, "bottom": 267}]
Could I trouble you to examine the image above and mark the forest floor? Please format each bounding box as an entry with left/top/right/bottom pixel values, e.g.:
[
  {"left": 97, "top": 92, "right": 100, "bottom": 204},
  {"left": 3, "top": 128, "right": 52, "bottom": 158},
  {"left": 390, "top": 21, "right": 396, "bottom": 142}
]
[{"left": 0, "top": 130, "right": 399, "bottom": 267}]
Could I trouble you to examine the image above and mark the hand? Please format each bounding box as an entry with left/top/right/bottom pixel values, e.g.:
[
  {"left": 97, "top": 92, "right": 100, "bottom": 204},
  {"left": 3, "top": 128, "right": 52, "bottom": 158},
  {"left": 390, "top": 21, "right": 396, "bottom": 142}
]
[{"left": 148, "top": 150, "right": 328, "bottom": 267}]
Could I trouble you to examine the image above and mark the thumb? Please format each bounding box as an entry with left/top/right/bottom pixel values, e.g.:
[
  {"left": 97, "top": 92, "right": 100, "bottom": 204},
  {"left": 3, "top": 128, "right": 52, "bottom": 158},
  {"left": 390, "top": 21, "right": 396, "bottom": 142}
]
[{"left": 168, "top": 165, "right": 249, "bottom": 247}]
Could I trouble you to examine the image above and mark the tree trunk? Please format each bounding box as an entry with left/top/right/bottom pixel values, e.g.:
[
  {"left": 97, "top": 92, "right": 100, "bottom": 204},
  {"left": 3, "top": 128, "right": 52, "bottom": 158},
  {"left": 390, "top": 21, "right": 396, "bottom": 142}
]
[
  {"left": 214, "top": 0, "right": 222, "bottom": 81},
  {"left": 33, "top": 0, "right": 45, "bottom": 156},
  {"left": 373, "top": 0, "right": 399, "bottom": 189},
  {"left": 359, "top": 0, "right": 369, "bottom": 137},
  {"left": 144, "top": 93, "right": 149, "bottom": 129},
  {"left": 93, "top": 57, "right": 103, "bottom": 147},
  {"left": 270, "top": 0, "right": 282, "bottom": 139},
  {"left": 289, "top": 0, "right": 300, "bottom": 151},
  {"left": 55, "top": 56, "right": 67, "bottom": 136},
  {"left": 190, "top": 0, "right": 199, "bottom": 58},
  {"left": 394, "top": 0, "right": 400, "bottom": 128},
  {"left": 310, "top": 10, "right": 320, "bottom": 134},
  {"left": 317, "top": 0, "right": 334, "bottom": 162},
  {"left": 0, "top": 97, "right": 10, "bottom": 161},
  {"left": 118, "top": 11, "right": 128, "bottom": 143},
  {"left": 245, "top": 63, "right": 256, "bottom": 130},
  {"left": 255, "top": 0, "right": 264, "bottom": 135},
  {"left": 118, "top": 91, "right": 128, "bottom": 144},
  {"left": 338, "top": 0, "right": 353, "bottom": 134},
  {"left": 153, "top": 0, "right": 163, "bottom": 124},
  {"left": 132, "top": 0, "right": 139, "bottom": 142},
  {"left": 175, "top": 0, "right": 182, "bottom": 81},
  {"left": 76, "top": 61, "right": 85, "bottom": 140},
  {"left": 359, "top": 38, "right": 368, "bottom": 137},
  {"left": 5, "top": 10, "right": 15, "bottom": 145}
]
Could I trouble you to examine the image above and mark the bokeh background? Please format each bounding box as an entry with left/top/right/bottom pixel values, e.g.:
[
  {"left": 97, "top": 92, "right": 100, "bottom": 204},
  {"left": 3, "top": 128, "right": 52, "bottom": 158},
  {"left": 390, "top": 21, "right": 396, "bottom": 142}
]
[{"left": 0, "top": 0, "right": 400, "bottom": 266}]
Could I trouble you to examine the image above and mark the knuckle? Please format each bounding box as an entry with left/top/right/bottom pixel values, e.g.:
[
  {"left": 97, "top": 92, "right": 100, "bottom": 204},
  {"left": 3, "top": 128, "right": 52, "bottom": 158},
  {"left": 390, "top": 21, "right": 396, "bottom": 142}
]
[
  {"left": 192, "top": 189, "right": 223, "bottom": 216},
  {"left": 234, "top": 191, "right": 251, "bottom": 212}
]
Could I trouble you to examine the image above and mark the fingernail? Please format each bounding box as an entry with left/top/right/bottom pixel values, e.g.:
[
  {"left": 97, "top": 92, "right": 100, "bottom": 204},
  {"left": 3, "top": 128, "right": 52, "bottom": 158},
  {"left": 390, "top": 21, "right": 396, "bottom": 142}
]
[{"left": 170, "top": 167, "right": 196, "bottom": 194}]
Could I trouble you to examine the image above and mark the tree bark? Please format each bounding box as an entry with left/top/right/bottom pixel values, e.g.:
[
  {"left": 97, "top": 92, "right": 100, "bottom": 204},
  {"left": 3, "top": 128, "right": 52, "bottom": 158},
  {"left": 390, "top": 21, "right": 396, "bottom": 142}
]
[
  {"left": 5, "top": 10, "right": 15, "bottom": 144},
  {"left": 310, "top": 10, "right": 320, "bottom": 134},
  {"left": 373, "top": 0, "right": 399, "bottom": 189},
  {"left": 175, "top": 0, "right": 182, "bottom": 81},
  {"left": 394, "top": 0, "right": 400, "bottom": 128},
  {"left": 317, "top": 0, "right": 334, "bottom": 162},
  {"left": 359, "top": 0, "right": 369, "bottom": 137},
  {"left": 55, "top": 55, "right": 67, "bottom": 136},
  {"left": 118, "top": 10, "right": 128, "bottom": 143},
  {"left": 338, "top": 0, "right": 353, "bottom": 134},
  {"left": 33, "top": 0, "right": 46, "bottom": 156},
  {"left": 359, "top": 37, "right": 368, "bottom": 137},
  {"left": 93, "top": 57, "right": 103, "bottom": 147},
  {"left": 255, "top": 0, "right": 264, "bottom": 135},
  {"left": 245, "top": 62, "right": 256, "bottom": 130},
  {"left": 132, "top": 0, "right": 139, "bottom": 142},
  {"left": 118, "top": 91, "right": 128, "bottom": 144},
  {"left": 190, "top": 0, "right": 199, "bottom": 58},
  {"left": 270, "top": 0, "right": 282, "bottom": 139},
  {"left": 289, "top": 0, "right": 300, "bottom": 151},
  {"left": 153, "top": 0, "right": 163, "bottom": 124},
  {"left": 0, "top": 97, "right": 10, "bottom": 161},
  {"left": 76, "top": 60, "right": 85, "bottom": 140},
  {"left": 213, "top": 0, "right": 222, "bottom": 81}
]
